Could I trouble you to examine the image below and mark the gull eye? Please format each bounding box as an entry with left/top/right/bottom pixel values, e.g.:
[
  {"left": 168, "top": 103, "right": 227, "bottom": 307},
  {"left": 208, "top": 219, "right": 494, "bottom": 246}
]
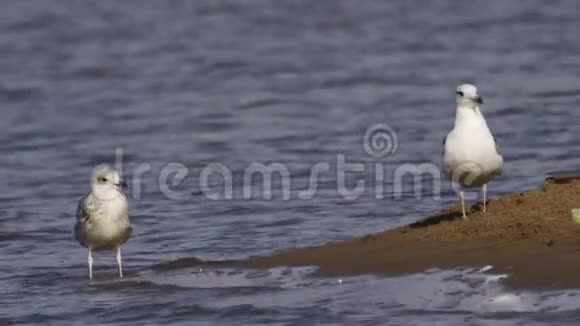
[
  {"left": 98, "top": 176, "right": 108, "bottom": 183},
  {"left": 456, "top": 91, "right": 464, "bottom": 97}
]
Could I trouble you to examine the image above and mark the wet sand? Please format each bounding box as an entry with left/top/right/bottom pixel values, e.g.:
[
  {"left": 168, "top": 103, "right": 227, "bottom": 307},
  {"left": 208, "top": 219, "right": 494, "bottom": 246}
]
[{"left": 157, "top": 176, "right": 580, "bottom": 290}]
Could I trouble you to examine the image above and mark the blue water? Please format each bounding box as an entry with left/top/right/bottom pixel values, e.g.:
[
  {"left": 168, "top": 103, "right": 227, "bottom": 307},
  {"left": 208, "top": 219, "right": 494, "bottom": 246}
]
[{"left": 2, "top": 0, "right": 580, "bottom": 324}]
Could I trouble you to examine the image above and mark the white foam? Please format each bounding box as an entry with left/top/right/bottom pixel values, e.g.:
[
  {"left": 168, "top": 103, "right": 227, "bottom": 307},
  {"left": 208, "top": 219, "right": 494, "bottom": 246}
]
[{"left": 137, "top": 266, "right": 580, "bottom": 315}]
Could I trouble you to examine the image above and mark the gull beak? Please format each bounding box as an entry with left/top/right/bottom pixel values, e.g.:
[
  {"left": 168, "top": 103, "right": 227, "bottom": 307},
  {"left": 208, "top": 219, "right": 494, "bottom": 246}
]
[
  {"left": 475, "top": 96, "right": 483, "bottom": 104},
  {"left": 116, "top": 181, "right": 128, "bottom": 189}
]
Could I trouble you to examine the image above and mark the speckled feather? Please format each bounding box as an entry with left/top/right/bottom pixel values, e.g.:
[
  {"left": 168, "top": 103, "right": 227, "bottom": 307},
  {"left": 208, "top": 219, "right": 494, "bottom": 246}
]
[{"left": 74, "top": 192, "right": 132, "bottom": 251}]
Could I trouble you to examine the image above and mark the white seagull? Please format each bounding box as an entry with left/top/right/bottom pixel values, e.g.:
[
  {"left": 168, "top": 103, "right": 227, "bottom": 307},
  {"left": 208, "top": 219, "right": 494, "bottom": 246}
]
[
  {"left": 443, "top": 84, "right": 503, "bottom": 219},
  {"left": 75, "top": 164, "right": 132, "bottom": 280}
]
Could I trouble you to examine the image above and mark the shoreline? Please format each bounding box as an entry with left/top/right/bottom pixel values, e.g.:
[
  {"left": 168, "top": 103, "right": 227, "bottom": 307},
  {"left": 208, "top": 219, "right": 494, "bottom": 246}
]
[{"left": 156, "top": 176, "right": 580, "bottom": 290}]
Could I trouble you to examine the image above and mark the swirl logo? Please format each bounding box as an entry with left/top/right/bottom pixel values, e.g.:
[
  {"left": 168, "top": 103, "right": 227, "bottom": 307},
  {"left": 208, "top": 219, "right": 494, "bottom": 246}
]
[{"left": 363, "top": 123, "right": 398, "bottom": 158}]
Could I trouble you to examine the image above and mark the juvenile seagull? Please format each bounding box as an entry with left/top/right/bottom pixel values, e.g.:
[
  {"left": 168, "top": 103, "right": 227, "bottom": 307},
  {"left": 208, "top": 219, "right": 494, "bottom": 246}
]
[
  {"left": 443, "top": 84, "right": 503, "bottom": 219},
  {"left": 75, "top": 164, "right": 132, "bottom": 280}
]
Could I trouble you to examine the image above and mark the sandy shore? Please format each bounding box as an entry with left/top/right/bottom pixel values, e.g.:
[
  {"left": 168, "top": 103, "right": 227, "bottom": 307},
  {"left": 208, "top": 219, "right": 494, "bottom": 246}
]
[{"left": 156, "top": 176, "right": 580, "bottom": 290}]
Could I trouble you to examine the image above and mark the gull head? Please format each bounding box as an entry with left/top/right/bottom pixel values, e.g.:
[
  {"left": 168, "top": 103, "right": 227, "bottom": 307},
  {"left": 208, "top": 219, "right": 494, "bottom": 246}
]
[
  {"left": 456, "top": 84, "right": 483, "bottom": 107},
  {"left": 91, "top": 164, "right": 127, "bottom": 199}
]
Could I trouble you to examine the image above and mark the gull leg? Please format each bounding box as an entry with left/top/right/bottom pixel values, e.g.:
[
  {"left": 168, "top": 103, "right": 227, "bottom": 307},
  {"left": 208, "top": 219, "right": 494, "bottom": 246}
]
[
  {"left": 460, "top": 190, "right": 467, "bottom": 219},
  {"left": 88, "top": 249, "right": 93, "bottom": 280},
  {"left": 116, "top": 247, "right": 123, "bottom": 278},
  {"left": 482, "top": 184, "right": 487, "bottom": 213}
]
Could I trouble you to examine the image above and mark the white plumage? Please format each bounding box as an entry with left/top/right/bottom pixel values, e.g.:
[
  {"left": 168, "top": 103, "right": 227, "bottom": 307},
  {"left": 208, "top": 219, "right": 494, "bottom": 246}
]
[
  {"left": 75, "top": 164, "right": 132, "bottom": 280},
  {"left": 443, "top": 84, "right": 503, "bottom": 218}
]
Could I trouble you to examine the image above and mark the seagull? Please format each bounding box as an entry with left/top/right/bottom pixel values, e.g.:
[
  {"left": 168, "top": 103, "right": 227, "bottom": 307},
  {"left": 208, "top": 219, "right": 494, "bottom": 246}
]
[
  {"left": 75, "top": 164, "right": 132, "bottom": 280},
  {"left": 443, "top": 84, "right": 503, "bottom": 219}
]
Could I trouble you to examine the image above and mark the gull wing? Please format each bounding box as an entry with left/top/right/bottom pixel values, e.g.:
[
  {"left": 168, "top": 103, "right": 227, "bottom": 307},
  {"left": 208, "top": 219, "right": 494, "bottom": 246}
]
[
  {"left": 492, "top": 133, "right": 501, "bottom": 155},
  {"left": 76, "top": 195, "right": 92, "bottom": 223}
]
